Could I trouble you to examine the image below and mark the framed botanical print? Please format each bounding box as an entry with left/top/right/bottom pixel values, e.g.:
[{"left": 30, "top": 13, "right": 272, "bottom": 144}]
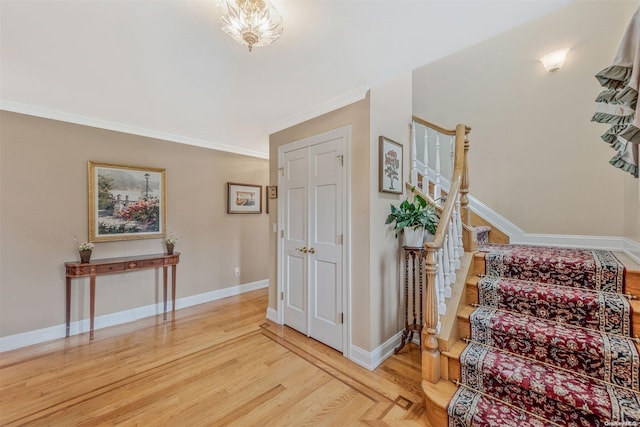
[
  {"left": 88, "top": 162, "right": 166, "bottom": 242},
  {"left": 227, "top": 182, "right": 262, "bottom": 214},
  {"left": 379, "top": 136, "right": 403, "bottom": 194}
]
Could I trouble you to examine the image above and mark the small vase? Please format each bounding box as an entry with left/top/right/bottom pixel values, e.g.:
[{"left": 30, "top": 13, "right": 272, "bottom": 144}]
[
  {"left": 166, "top": 244, "right": 174, "bottom": 255},
  {"left": 79, "top": 250, "right": 92, "bottom": 263}
]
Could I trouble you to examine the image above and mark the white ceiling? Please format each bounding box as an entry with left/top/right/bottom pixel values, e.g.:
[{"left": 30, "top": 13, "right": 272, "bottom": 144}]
[{"left": 0, "top": 0, "right": 572, "bottom": 158}]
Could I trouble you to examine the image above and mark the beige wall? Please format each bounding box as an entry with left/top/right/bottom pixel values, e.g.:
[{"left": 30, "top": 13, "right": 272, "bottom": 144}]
[
  {"left": 269, "top": 95, "right": 371, "bottom": 350},
  {"left": 413, "top": 1, "right": 638, "bottom": 236},
  {"left": 0, "top": 111, "right": 269, "bottom": 337},
  {"left": 369, "top": 72, "right": 413, "bottom": 349}
]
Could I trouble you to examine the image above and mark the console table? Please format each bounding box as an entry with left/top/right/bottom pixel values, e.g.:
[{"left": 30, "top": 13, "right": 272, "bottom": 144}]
[
  {"left": 65, "top": 253, "right": 180, "bottom": 339},
  {"left": 395, "top": 246, "right": 424, "bottom": 354}
]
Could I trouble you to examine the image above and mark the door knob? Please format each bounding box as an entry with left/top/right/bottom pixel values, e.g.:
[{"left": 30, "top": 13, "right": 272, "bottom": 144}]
[
  {"left": 308, "top": 248, "right": 316, "bottom": 254},
  {"left": 296, "top": 247, "right": 308, "bottom": 253}
]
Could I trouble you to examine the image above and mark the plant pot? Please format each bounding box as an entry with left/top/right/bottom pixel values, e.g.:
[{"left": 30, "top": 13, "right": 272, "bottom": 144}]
[
  {"left": 424, "top": 232, "right": 435, "bottom": 243},
  {"left": 166, "top": 244, "right": 174, "bottom": 255},
  {"left": 79, "top": 250, "right": 92, "bottom": 263},
  {"left": 403, "top": 227, "right": 424, "bottom": 248}
]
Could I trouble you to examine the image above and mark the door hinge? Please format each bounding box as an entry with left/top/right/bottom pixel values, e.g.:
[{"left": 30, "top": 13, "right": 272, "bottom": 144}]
[
  {"left": 340, "top": 312, "right": 344, "bottom": 324},
  {"left": 277, "top": 167, "right": 285, "bottom": 176},
  {"left": 338, "top": 234, "right": 343, "bottom": 245},
  {"left": 280, "top": 230, "right": 284, "bottom": 238},
  {"left": 337, "top": 154, "right": 344, "bottom": 166},
  {"left": 280, "top": 292, "right": 284, "bottom": 301}
]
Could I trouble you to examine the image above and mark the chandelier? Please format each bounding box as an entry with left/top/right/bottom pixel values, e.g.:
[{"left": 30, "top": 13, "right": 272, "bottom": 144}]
[{"left": 217, "top": 0, "right": 283, "bottom": 52}]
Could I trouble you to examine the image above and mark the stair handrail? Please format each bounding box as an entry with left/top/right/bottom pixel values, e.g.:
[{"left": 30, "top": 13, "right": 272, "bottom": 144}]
[{"left": 408, "top": 119, "right": 471, "bottom": 385}]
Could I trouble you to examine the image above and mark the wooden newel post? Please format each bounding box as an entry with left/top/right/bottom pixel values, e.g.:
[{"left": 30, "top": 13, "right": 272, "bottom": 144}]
[
  {"left": 422, "top": 248, "right": 441, "bottom": 383},
  {"left": 459, "top": 128, "right": 471, "bottom": 227}
]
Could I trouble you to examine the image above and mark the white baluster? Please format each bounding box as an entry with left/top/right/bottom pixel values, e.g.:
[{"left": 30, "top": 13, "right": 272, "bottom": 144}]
[
  {"left": 455, "top": 194, "right": 464, "bottom": 257},
  {"left": 451, "top": 207, "right": 460, "bottom": 265},
  {"left": 410, "top": 122, "right": 418, "bottom": 187},
  {"left": 448, "top": 222, "right": 457, "bottom": 279},
  {"left": 443, "top": 235, "right": 453, "bottom": 298},
  {"left": 442, "top": 235, "right": 451, "bottom": 283},
  {"left": 423, "top": 127, "right": 429, "bottom": 197},
  {"left": 434, "top": 133, "right": 442, "bottom": 205},
  {"left": 437, "top": 248, "right": 446, "bottom": 314}
]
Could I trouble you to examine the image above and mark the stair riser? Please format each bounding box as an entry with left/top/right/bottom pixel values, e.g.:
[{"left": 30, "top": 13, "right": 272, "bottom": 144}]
[
  {"left": 474, "top": 255, "right": 640, "bottom": 296},
  {"left": 458, "top": 315, "right": 640, "bottom": 365},
  {"left": 460, "top": 364, "right": 609, "bottom": 426}
]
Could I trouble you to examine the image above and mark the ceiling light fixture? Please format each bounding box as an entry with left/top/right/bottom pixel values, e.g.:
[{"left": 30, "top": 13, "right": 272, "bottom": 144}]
[
  {"left": 217, "top": 0, "right": 283, "bottom": 52},
  {"left": 540, "top": 48, "right": 570, "bottom": 73}
]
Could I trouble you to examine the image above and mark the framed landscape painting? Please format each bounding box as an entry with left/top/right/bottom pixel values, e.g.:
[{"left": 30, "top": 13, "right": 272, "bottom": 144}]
[
  {"left": 88, "top": 161, "right": 166, "bottom": 242},
  {"left": 227, "top": 182, "right": 262, "bottom": 214},
  {"left": 379, "top": 136, "right": 403, "bottom": 194}
]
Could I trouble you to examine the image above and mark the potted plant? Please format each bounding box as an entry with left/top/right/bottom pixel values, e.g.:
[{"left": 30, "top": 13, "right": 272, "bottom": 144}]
[
  {"left": 75, "top": 239, "right": 95, "bottom": 263},
  {"left": 165, "top": 235, "right": 178, "bottom": 255},
  {"left": 385, "top": 192, "right": 439, "bottom": 247}
]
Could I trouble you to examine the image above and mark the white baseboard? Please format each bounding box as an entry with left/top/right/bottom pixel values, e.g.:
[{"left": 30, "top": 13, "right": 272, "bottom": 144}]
[
  {"left": 350, "top": 331, "right": 402, "bottom": 371},
  {"left": 266, "top": 307, "right": 280, "bottom": 324},
  {"left": 0, "top": 279, "right": 268, "bottom": 353},
  {"left": 469, "top": 195, "right": 640, "bottom": 254}
]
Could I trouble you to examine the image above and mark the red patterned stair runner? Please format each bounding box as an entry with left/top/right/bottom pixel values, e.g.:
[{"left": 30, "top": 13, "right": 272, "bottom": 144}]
[
  {"left": 479, "top": 244, "right": 624, "bottom": 292},
  {"left": 447, "top": 244, "right": 639, "bottom": 426},
  {"left": 477, "top": 276, "right": 632, "bottom": 335},
  {"left": 469, "top": 307, "right": 639, "bottom": 390}
]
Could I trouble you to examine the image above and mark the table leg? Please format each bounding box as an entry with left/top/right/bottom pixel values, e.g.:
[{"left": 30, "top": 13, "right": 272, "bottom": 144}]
[
  {"left": 90, "top": 272, "right": 96, "bottom": 340},
  {"left": 163, "top": 266, "right": 168, "bottom": 320},
  {"left": 171, "top": 265, "right": 177, "bottom": 313},
  {"left": 66, "top": 277, "right": 71, "bottom": 337}
]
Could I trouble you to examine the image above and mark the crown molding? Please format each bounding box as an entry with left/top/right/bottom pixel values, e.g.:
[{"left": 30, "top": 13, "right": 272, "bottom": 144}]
[
  {"left": 268, "top": 85, "right": 369, "bottom": 136},
  {"left": 0, "top": 100, "right": 269, "bottom": 159}
]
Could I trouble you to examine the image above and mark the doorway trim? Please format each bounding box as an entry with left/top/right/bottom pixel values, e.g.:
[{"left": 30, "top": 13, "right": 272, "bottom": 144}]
[{"left": 276, "top": 126, "right": 352, "bottom": 358}]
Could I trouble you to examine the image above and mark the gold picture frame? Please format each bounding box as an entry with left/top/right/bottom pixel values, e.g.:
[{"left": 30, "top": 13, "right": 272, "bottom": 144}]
[{"left": 88, "top": 161, "right": 167, "bottom": 242}]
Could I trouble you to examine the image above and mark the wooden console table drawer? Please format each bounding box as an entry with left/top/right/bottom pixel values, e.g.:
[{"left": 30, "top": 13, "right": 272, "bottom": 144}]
[
  {"left": 65, "top": 252, "right": 180, "bottom": 339},
  {"left": 137, "top": 259, "right": 165, "bottom": 269},
  {"left": 95, "top": 263, "right": 126, "bottom": 274}
]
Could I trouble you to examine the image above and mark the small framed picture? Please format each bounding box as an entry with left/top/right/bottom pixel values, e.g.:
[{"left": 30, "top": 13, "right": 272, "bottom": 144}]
[
  {"left": 267, "top": 185, "right": 278, "bottom": 199},
  {"left": 379, "top": 136, "right": 403, "bottom": 194},
  {"left": 227, "top": 182, "right": 262, "bottom": 214}
]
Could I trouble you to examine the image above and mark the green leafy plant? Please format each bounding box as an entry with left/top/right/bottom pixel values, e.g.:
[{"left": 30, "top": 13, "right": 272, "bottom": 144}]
[{"left": 385, "top": 192, "right": 439, "bottom": 236}]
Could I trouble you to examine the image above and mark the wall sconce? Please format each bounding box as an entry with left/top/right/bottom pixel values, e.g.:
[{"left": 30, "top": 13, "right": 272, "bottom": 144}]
[{"left": 540, "top": 48, "right": 570, "bottom": 73}]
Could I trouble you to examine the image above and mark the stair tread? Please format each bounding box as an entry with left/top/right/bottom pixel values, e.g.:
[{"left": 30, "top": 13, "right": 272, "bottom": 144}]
[
  {"left": 448, "top": 387, "right": 551, "bottom": 427},
  {"left": 460, "top": 342, "right": 639, "bottom": 419},
  {"left": 442, "top": 340, "right": 466, "bottom": 359},
  {"left": 458, "top": 305, "right": 475, "bottom": 319},
  {"left": 473, "top": 276, "right": 634, "bottom": 336},
  {"left": 474, "top": 249, "right": 640, "bottom": 273},
  {"left": 423, "top": 379, "right": 457, "bottom": 409}
]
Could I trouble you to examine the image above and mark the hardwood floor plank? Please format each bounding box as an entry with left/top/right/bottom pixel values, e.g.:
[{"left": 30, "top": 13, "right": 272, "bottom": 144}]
[{"left": 0, "top": 289, "right": 428, "bottom": 426}]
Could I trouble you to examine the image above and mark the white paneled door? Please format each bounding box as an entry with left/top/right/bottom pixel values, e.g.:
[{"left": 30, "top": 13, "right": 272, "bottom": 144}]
[{"left": 281, "top": 131, "right": 345, "bottom": 352}]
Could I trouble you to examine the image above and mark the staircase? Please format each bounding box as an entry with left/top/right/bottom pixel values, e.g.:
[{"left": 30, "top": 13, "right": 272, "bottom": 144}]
[
  {"left": 423, "top": 243, "right": 640, "bottom": 426},
  {"left": 406, "top": 116, "right": 640, "bottom": 425}
]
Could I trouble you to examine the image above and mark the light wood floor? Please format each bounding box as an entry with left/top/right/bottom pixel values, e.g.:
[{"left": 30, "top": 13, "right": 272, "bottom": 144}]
[{"left": 0, "top": 289, "right": 430, "bottom": 426}]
